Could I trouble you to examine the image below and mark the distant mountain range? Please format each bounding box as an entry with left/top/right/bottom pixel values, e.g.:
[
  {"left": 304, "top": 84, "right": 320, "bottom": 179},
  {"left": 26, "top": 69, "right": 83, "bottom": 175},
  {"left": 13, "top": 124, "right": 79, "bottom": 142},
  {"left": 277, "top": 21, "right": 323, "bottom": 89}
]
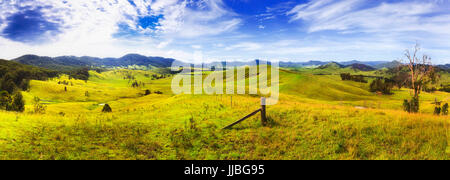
[
  {"left": 13, "top": 54, "right": 176, "bottom": 71},
  {"left": 279, "top": 60, "right": 400, "bottom": 69},
  {"left": 9, "top": 54, "right": 448, "bottom": 71},
  {"left": 438, "top": 64, "right": 450, "bottom": 69}
]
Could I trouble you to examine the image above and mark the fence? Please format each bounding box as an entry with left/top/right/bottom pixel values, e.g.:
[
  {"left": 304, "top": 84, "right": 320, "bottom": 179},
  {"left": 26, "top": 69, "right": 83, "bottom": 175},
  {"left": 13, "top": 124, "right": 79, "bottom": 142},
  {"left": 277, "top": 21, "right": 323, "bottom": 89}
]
[{"left": 223, "top": 97, "right": 267, "bottom": 129}]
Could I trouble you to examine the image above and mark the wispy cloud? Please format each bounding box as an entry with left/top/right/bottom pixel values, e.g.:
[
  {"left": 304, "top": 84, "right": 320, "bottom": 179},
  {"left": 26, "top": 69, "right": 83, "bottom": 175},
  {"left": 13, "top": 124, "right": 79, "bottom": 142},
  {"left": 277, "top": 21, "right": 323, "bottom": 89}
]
[
  {"left": 282, "top": 0, "right": 450, "bottom": 63},
  {"left": 225, "top": 42, "right": 262, "bottom": 51},
  {"left": 287, "top": 0, "right": 450, "bottom": 34}
]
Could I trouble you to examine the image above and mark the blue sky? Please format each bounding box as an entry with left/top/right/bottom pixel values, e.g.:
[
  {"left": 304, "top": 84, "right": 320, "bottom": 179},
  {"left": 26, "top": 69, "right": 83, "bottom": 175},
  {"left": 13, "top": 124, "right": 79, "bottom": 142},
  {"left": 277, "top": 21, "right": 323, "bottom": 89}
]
[{"left": 0, "top": 0, "right": 449, "bottom": 64}]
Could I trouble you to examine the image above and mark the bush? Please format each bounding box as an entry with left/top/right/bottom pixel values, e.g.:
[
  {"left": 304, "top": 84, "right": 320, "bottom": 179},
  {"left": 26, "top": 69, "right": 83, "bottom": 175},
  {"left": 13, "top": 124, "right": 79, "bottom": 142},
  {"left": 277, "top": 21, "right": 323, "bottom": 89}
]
[
  {"left": 33, "top": 97, "right": 46, "bottom": 114},
  {"left": 102, "top": 104, "right": 112, "bottom": 113},
  {"left": 144, "top": 89, "right": 151, "bottom": 95},
  {"left": 410, "top": 97, "right": 419, "bottom": 113},
  {"left": 403, "top": 97, "right": 419, "bottom": 113},
  {"left": 8, "top": 92, "right": 25, "bottom": 112},
  {"left": 434, "top": 106, "right": 441, "bottom": 115},
  {"left": 442, "top": 103, "right": 449, "bottom": 115},
  {"left": 403, "top": 99, "right": 410, "bottom": 113}
]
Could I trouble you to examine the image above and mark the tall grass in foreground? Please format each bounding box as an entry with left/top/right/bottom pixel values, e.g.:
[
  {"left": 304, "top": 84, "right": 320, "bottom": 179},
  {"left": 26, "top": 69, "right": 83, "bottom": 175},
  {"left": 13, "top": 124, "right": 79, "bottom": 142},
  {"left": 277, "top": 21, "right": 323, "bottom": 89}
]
[
  {"left": 0, "top": 94, "right": 448, "bottom": 160},
  {"left": 0, "top": 69, "right": 448, "bottom": 160}
]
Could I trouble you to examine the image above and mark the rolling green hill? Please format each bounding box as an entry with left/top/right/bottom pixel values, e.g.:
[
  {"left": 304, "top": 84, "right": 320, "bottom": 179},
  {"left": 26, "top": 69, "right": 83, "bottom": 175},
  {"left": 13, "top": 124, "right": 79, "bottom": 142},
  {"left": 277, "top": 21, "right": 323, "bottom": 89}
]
[{"left": 0, "top": 65, "right": 448, "bottom": 160}]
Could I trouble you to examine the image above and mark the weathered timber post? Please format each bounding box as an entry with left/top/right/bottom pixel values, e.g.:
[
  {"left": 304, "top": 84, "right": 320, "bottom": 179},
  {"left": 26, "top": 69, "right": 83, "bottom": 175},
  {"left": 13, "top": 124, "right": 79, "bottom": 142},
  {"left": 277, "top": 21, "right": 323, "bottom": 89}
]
[
  {"left": 231, "top": 96, "right": 233, "bottom": 108},
  {"left": 222, "top": 97, "right": 269, "bottom": 129},
  {"left": 261, "top": 97, "right": 267, "bottom": 126}
]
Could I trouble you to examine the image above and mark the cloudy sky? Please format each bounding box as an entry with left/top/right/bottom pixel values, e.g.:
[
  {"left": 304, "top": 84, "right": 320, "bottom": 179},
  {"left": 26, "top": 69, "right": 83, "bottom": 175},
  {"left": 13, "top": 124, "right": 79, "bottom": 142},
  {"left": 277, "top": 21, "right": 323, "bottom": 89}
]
[{"left": 0, "top": 0, "right": 449, "bottom": 64}]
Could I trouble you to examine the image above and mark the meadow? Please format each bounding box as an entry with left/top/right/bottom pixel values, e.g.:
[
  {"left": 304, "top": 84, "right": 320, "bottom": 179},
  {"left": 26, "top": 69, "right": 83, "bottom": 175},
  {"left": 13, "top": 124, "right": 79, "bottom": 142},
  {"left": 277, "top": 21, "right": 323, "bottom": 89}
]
[{"left": 0, "top": 67, "right": 448, "bottom": 160}]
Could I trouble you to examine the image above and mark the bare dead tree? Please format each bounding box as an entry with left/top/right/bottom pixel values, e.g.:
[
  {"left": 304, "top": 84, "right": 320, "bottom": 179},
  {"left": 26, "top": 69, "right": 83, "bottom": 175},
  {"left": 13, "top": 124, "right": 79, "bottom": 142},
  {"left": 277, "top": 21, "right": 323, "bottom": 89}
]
[
  {"left": 404, "top": 43, "right": 434, "bottom": 99},
  {"left": 401, "top": 43, "right": 435, "bottom": 113}
]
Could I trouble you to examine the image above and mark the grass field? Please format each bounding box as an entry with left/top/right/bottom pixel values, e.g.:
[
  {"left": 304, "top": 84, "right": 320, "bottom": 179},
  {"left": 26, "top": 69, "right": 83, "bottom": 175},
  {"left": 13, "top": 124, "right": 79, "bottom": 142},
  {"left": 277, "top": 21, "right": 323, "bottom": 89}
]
[{"left": 0, "top": 68, "right": 448, "bottom": 160}]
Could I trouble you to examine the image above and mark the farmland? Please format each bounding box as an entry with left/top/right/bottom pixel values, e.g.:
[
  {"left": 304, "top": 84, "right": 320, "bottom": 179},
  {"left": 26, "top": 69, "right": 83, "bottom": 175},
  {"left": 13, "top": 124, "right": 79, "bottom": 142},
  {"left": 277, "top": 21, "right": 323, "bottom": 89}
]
[{"left": 0, "top": 67, "right": 448, "bottom": 160}]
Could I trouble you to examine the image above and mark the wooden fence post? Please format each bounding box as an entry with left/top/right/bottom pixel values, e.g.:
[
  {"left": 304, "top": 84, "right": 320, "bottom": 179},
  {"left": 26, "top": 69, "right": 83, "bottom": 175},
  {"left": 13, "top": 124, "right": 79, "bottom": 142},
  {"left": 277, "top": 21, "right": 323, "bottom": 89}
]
[
  {"left": 261, "top": 97, "right": 267, "bottom": 125},
  {"left": 222, "top": 97, "right": 268, "bottom": 129}
]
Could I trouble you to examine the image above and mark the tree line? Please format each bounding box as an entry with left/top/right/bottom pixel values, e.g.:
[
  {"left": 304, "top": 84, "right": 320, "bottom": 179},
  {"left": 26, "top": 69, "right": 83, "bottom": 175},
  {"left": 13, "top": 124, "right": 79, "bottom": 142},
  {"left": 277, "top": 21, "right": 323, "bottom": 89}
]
[
  {"left": 0, "top": 60, "right": 59, "bottom": 112},
  {"left": 340, "top": 73, "right": 368, "bottom": 83},
  {"left": 339, "top": 73, "right": 394, "bottom": 94}
]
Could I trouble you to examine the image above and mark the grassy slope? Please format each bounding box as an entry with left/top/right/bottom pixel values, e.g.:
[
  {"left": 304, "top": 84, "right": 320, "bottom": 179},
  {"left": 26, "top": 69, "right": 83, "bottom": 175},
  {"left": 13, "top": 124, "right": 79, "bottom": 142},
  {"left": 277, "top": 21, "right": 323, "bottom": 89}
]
[{"left": 0, "top": 68, "right": 448, "bottom": 160}]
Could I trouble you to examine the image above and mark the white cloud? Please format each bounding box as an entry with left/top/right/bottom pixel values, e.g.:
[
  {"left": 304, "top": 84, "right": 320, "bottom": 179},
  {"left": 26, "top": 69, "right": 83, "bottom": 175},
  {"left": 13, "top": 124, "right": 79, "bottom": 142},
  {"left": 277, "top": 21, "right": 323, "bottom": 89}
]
[
  {"left": 157, "top": 40, "right": 172, "bottom": 49},
  {"left": 225, "top": 42, "right": 262, "bottom": 51},
  {"left": 154, "top": 0, "right": 241, "bottom": 38},
  {"left": 0, "top": 0, "right": 242, "bottom": 59},
  {"left": 191, "top": 45, "right": 202, "bottom": 49},
  {"left": 287, "top": 0, "right": 450, "bottom": 34}
]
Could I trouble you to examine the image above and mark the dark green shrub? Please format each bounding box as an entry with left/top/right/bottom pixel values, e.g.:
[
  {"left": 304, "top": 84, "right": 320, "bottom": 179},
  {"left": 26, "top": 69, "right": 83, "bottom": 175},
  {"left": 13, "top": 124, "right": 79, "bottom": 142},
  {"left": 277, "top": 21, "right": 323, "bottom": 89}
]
[
  {"left": 442, "top": 103, "right": 448, "bottom": 115},
  {"left": 403, "top": 97, "right": 419, "bottom": 113},
  {"left": 410, "top": 97, "right": 419, "bottom": 113},
  {"left": 132, "top": 81, "right": 139, "bottom": 88},
  {"left": 434, "top": 107, "right": 441, "bottom": 115},
  {"left": 8, "top": 92, "right": 25, "bottom": 112},
  {"left": 403, "top": 99, "right": 410, "bottom": 113},
  {"left": 145, "top": 89, "right": 151, "bottom": 95},
  {"left": 102, "top": 104, "right": 112, "bottom": 113}
]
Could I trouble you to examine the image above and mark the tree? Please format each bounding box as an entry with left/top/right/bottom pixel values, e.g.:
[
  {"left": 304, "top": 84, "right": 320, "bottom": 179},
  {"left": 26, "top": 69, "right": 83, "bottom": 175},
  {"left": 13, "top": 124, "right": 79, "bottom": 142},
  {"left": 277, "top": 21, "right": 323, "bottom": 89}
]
[
  {"left": 1, "top": 77, "right": 16, "bottom": 94},
  {"left": 69, "top": 68, "right": 90, "bottom": 81},
  {"left": 370, "top": 79, "right": 393, "bottom": 94},
  {"left": 9, "top": 92, "right": 25, "bottom": 112},
  {"left": 403, "top": 44, "right": 435, "bottom": 113},
  {"left": 33, "top": 96, "right": 46, "bottom": 114},
  {"left": 0, "top": 91, "right": 11, "bottom": 110},
  {"left": 389, "top": 66, "right": 410, "bottom": 89},
  {"left": 19, "top": 79, "right": 30, "bottom": 91}
]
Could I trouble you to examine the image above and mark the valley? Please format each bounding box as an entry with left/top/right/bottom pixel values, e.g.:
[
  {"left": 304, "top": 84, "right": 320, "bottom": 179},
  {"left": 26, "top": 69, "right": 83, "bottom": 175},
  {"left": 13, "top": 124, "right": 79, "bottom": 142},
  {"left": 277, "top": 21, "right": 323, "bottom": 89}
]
[{"left": 0, "top": 63, "right": 448, "bottom": 160}]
